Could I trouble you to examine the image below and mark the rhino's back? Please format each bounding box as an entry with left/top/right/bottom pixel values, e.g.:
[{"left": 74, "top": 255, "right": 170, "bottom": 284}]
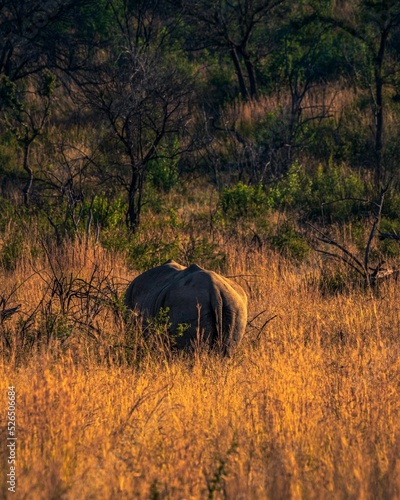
[
  {"left": 125, "top": 261, "right": 248, "bottom": 353},
  {"left": 155, "top": 264, "right": 248, "bottom": 348},
  {"left": 124, "top": 259, "right": 185, "bottom": 315}
]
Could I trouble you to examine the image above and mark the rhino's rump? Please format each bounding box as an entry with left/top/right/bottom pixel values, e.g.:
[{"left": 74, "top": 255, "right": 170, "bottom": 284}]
[{"left": 124, "top": 260, "right": 247, "bottom": 353}]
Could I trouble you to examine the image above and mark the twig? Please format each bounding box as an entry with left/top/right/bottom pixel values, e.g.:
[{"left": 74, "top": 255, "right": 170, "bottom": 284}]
[
  {"left": 248, "top": 308, "right": 269, "bottom": 324},
  {"left": 321, "top": 197, "right": 370, "bottom": 207},
  {"left": 378, "top": 232, "right": 400, "bottom": 241},
  {"left": 256, "top": 315, "right": 278, "bottom": 341},
  {"left": 312, "top": 249, "right": 365, "bottom": 277},
  {"left": 0, "top": 305, "right": 21, "bottom": 322},
  {"left": 307, "top": 222, "right": 364, "bottom": 272}
]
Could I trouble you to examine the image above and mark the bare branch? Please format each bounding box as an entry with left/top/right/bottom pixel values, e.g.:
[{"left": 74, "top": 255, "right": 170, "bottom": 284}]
[
  {"left": 364, "top": 185, "right": 389, "bottom": 285},
  {"left": 378, "top": 232, "right": 400, "bottom": 241},
  {"left": 307, "top": 222, "right": 365, "bottom": 272}
]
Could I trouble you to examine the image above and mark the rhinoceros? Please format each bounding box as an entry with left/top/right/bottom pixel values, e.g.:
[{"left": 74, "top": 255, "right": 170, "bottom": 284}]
[{"left": 124, "top": 260, "right": 248, "bottom": 354}]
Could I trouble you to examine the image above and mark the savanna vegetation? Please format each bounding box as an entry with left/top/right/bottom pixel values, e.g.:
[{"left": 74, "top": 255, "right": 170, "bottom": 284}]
[{"left": 1, "top": 0, "right": 400, "bottom": 498}]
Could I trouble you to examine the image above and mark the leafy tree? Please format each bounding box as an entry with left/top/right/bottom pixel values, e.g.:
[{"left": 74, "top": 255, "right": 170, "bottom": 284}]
[
  {"left": 0, "top": 70, "right": 56, "bottom": 205},
  {"left": 0, "top": 0, "right": 108, "bottom": 86},
  {"left": 266, "top": 17, "right": 352, "bottom": 171},
  {"left": 182, "top": 0, "right": 288, "bottom": 100},
  {"left": 313, "top": 0, "right": 400, "bottom": 185},
  {"left": 0, "top": 0, "right": 113, "bottom": 205},
  {"left": 79, "top": 0, "right": 192, "bottom": 231}
]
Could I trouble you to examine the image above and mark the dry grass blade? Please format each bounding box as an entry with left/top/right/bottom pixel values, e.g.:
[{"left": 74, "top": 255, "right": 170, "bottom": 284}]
[{"left": 1, "top": 235, "right": 400, "bottom": 498}]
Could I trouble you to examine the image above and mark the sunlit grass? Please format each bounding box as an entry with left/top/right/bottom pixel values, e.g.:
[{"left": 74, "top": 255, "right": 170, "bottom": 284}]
[{"left": 1, "top": 234, "right": 400, "bottom": 499}]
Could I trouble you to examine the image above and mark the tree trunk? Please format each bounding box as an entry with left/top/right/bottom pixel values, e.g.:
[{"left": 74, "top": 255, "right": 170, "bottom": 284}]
[
  {"left": 238, "top": 46, "right": 258, "bottom": 99},
  {"left": 22, "top": 143, "right": 33, "bottom": 206},
  {"left": 126, "top": 165, "right": 143, "bottom": 232},
  {"left": 375, "top": 71, "right": 383, "bottom": 186},
  {"left": 230, "top": 47, "right": 249, "bottom": 100},
  {"left": 374, "top": 29, "right": 388, "bottom": 187}
]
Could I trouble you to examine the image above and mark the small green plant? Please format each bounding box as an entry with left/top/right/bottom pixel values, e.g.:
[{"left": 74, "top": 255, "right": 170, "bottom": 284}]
[
  {"left": 40, "top": 312, "right": 74, "bottom": 345},
  {"left": 267, "top": 161, "right": 368, "bottom": 222},
  {"left": 84, "top": 196, "right": 127, "bottom": 229},
  {"left": 220, "top": 182, "right": 269, "bottom": 221},
  {"left": 149, "top": 479, "right": 162, "bottom": 500},
  {"left": 0, "top": 216, "right": 35, "bottom": 271},
  {"left": 0, "top": 232, "right": 24, "bottom": 271},
  {"left": 146, "top": 307, "right": 172, "bottom": 333},
  {"left": 206, "top": 439, "right": 238, "bottom": 499},
  {"left": 318, "top": 267, "right": 350, "bottom": 295},
  {"left": 144, "top": 307, "right": 188, "bottom": 355},
  {"left": 268, "top": 162, "right": 312, "bottom": 209},
  {"left": 270, "top": 221, "right": 311, "bottom": 261},
  {"left": 148, "top": 138, "right": 180, "bottom": 193}
]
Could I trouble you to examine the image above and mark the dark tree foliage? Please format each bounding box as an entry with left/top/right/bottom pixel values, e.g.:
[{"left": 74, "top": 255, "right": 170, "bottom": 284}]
[
  {"left": 77, "top": 0, "right": 192, "bottom": 231},
  {"left": 1, "top": 0, "right": 400, "bottom": 234},
  {"left": 0, "top": 0, "right": 109, "bottom": 84},
  {"left": 182, "top": 0, "right": 288, "bottom": 101},
  {"left": 312, "top": 0, "right": 400, "bottom": 185}
]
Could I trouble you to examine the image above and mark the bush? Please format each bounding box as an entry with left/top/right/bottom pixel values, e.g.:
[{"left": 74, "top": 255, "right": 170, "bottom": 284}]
[
  {"left": 147, "top": 138, "right": 181, "bottom": 193},
  {"left": 219, "top": 182, "right": 269, "bottom": 221},
  {"left": 269, "top": 221, "right": 311, "bottom": 261},
  {"left": 318, "top": 267, "right": 350, "bottom": 295},
  {"left": 148, "top": 157, "right": 180, "bottom": 194},
  {"left": 0, "top": 229, "right": 24, "bottom": 270},
  {"left": 128, "top": 236, "right": 181, "bottom": 271},
  {"left": 83, "top": 196, "right": 126, "bottom": 229},
  {"left": 180, "top": 235, "right": 227, "bottom": 270},
  {"left": 268, "top": 162, "right": 312, "bottom": 209},
  {"left": 268, "top": 161, "right": 368, "bottom": 222}
]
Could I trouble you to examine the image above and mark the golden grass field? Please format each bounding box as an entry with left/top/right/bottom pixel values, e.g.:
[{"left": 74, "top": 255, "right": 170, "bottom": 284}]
[{"left": 1, "top": 230, "right": 400, "bottom": 499}]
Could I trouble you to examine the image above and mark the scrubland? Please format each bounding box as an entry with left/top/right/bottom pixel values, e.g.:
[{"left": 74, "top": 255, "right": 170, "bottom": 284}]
[
  {"left": 3, "top": 2, "right": 400, "bottom": 497},
  {"left": 1, "top": 222, "right": 400, "bottom": 500}
]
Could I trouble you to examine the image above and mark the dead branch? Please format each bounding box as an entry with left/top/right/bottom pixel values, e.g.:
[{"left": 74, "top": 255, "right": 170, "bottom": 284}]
[
  {"left": 0, "top": 304, "right": 21, "bottom": 322},
  {"left": 256, "top": 315, "right": 278, "bottom": 341},
  {"left": 312, "top": 249, "right": 365, "bottom": 277},
  {"left": 307, "top": 222, "right": 364, "bottom": 272},
  {"left": 307, "top": 183, "right": 396, "bottom": 287},
  {"left": 364, "top": 185, "right": 388, "bottom": 285},
  {"left": 248, "top": 308, "right": 270, "bottom": 324},
  {"left": 378, "top": 232, "right": 400, "bottom": 241}
]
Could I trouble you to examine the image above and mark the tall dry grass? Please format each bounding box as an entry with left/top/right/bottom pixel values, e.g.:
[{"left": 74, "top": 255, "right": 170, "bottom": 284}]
[
  {"left": 1, "top": 235, "right": 400, "bottom": 499},
  {"left": 223, "top": 84, "right": 360, "bottom": 130}
]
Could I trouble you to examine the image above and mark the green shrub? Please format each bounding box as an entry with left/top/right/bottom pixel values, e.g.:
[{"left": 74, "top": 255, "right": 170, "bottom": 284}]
[
  {"left": 382, "top": 190, "right": 400, "bottom": 220},
  {"left": 148, "top": 158, "right": 180, "bottom": 193},
  {"left": 128, "top": 235, "right": 181, "bottom": 271},
  {"left": 147, "top": 138, "right": 180, "bottom": 193},
  {"left": 268, "top": 162, "right": 312, "bottom": 209},
  {"left": 268, "top": 161, "right": 368, "bottom": 222},
  {"left": 83, "top": 196, "right": 126, "bottom": 229},
  {"left": 180, "top": 235, "right": 227, "bottom": 269},
  {"left": 220, "top": 182, "right": 269, "bottom": 221},
  {"left": 0, "top": 230, "right": 24, "bottom": 270},
  {"left": 311, "top": 163, "right": 367, "bottom": 220},
  {"left": 270, "top": 221, "right": 310, "bottom": 261}
]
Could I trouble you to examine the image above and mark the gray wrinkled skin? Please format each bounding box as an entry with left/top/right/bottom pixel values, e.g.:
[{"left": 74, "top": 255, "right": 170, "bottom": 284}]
[{"left": 124, "top": 260, "right": 248, "bottom": 355}]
